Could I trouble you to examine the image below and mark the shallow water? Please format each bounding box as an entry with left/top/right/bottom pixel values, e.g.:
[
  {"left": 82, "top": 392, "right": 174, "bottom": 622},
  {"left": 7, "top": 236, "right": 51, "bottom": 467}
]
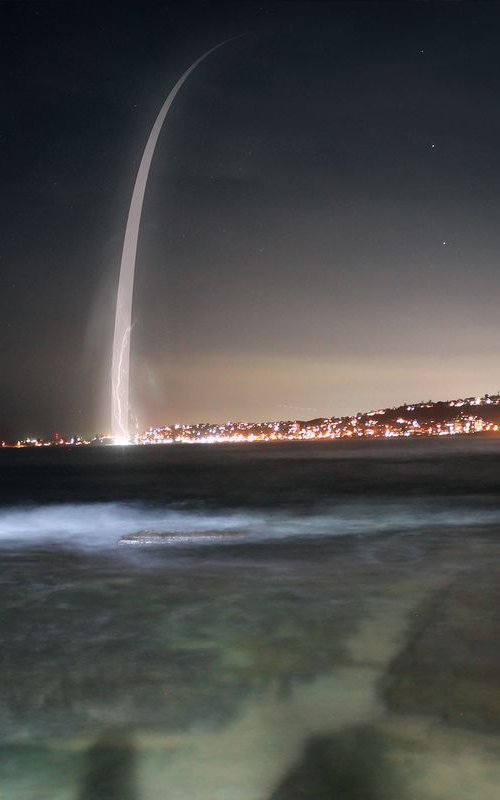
[{"left": 1, "top": 439, "right": 500, "bottom": 798}]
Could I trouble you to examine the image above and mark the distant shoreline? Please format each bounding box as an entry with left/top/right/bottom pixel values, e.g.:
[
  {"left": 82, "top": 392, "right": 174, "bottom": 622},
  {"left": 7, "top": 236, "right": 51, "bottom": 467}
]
[
  {"left": 4, "top": 392, "right": 500, "bottom": 447},
  {"left": 2, "top": 429, "right": 500, "bottom": 450}
]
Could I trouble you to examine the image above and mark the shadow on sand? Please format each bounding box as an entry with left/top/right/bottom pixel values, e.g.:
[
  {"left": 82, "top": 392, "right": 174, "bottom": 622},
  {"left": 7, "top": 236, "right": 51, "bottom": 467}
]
[
  {"left": 269, "top": 726, "right": 399, "bottom": 800},
  {"left": 78, "top": 728, "right": 137, "bottom": 800}
]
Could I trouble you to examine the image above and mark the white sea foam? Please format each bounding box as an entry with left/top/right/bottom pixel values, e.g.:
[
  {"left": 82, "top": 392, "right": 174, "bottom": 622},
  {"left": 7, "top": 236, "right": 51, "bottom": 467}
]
[{"left": 0, "top": 501, "right": 498, "bottom": 549}]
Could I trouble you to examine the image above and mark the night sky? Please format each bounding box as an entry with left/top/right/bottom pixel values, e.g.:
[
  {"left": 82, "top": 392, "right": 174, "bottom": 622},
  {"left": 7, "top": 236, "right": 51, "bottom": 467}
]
[{"left": 2, "top": 1, "right": 500, "bottom": 438}]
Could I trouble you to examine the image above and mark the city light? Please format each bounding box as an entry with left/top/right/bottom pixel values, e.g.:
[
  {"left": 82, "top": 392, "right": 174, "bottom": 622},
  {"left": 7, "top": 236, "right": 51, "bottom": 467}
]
[{"left": 3, "top": 393, "right": 500, "bottom": 448}]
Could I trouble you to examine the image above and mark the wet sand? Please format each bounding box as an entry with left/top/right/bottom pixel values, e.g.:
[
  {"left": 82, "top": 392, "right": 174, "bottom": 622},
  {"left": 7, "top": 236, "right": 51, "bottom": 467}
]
[{"left": 2, "top": 526, "right": 500, "bottom": 799}]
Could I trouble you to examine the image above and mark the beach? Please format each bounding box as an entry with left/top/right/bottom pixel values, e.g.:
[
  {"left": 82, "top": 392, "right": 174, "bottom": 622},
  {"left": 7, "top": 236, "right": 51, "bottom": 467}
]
[{"left": 1, "top": 438, "right": 500, "bottom": 798}]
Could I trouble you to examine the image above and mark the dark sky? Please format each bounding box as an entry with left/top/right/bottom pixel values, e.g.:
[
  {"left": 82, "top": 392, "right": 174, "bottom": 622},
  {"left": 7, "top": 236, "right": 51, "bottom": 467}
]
[{"left": 2, "top": 1, "right": 500, "bottom": 438}]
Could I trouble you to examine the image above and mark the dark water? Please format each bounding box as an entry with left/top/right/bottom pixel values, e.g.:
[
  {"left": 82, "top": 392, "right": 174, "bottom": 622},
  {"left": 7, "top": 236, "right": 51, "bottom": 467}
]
[{"left": 1, "top": 438, "right": 500, "bottom": 799}]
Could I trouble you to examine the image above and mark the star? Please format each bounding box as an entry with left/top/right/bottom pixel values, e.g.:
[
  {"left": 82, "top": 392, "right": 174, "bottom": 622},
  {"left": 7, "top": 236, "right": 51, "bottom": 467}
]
[{"left": 442, "top": 241, "right": 447, "bottom": 246}]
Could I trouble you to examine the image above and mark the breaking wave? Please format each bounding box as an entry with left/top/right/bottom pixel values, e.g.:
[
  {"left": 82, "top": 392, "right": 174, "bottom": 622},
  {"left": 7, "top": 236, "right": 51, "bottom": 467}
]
[{"left": 0, "top": 500, "right": 499, "bottom": 550}]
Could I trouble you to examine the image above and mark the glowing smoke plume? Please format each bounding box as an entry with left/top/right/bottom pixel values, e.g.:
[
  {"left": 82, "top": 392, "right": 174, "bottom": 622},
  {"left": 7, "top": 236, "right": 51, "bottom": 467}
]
[{"left": 111, "top": 39, "right": 239, "bottom": 442}]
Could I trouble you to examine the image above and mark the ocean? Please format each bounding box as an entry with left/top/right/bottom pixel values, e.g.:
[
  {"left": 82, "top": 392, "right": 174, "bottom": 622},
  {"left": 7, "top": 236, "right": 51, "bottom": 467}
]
[{"left": 1, "top": 437, "right": 500, "bottom": 799}]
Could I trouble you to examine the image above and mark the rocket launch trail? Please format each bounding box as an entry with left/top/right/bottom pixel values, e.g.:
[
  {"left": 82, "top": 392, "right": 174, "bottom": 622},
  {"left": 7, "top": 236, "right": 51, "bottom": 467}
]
[{"left": 111, "top": 38, "right": 240, "bottom": 442}]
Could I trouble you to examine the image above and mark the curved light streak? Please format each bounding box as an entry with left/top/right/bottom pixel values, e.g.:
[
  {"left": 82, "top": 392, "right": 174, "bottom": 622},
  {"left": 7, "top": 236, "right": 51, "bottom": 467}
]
[{"left": 111, "top": 38, "right": 240, "bottom": 442}]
